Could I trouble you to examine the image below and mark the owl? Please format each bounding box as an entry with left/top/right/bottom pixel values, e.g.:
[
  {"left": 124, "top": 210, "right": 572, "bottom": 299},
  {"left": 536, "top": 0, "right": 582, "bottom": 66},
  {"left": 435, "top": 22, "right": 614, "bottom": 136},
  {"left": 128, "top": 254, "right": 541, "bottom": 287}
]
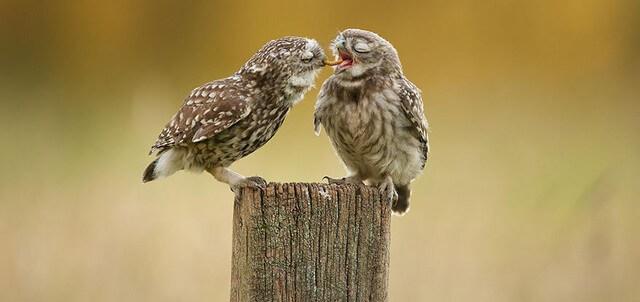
[
  {"left": 143, "top": 37, "right": 326, "bottom": 191},
  {"left": 314, "top": 29, "right": 429, "bottom": 215}
]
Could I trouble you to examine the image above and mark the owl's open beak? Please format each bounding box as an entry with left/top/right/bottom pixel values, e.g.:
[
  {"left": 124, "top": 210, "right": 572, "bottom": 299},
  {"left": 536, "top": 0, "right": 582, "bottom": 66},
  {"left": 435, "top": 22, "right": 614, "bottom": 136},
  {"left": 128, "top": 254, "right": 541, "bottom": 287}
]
[
  {"left": 334, "top": 49, "right": 354, "bottom": 69},
  {"left": 323, "top": 58, "right": 344, "bottom": 66}
]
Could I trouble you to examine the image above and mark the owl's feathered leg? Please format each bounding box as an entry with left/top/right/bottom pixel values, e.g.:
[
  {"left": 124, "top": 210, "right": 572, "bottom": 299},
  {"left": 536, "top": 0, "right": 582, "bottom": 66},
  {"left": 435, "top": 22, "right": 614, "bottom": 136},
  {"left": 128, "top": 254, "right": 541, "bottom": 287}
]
[
  {"left": 208, "top": 167, "right": 267, "bottom": 192},
  {"left": 377, "top": 175, "right": 399, "bottom": 205},
  {"left": 323, "top": 174, "right": 365, "bottom": 186}
]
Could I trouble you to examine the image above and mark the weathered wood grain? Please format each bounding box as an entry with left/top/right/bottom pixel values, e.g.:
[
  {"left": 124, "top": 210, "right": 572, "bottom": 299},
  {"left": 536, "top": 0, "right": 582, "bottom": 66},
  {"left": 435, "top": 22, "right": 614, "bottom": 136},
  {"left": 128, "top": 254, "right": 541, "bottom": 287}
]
[{"left": 230, "top": 183, "right": 392, "bottom": 302}]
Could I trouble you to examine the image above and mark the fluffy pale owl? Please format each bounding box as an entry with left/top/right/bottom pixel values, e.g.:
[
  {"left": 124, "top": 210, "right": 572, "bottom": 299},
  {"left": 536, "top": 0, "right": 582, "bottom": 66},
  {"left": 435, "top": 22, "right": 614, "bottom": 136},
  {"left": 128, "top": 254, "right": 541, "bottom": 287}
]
[
  {"left": 144, "top": 37, "right": 326, "bottom": 190},
  {"left": 314, "top": 29, "right": 429, "bottom": 215}
]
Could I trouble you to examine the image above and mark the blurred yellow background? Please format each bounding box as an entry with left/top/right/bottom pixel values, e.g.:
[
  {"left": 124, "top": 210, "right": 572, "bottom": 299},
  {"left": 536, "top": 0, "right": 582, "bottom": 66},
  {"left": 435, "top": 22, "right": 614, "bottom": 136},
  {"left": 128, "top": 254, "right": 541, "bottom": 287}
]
[{"left": 1, "top": 0, "right": 639, "bottom": 301}]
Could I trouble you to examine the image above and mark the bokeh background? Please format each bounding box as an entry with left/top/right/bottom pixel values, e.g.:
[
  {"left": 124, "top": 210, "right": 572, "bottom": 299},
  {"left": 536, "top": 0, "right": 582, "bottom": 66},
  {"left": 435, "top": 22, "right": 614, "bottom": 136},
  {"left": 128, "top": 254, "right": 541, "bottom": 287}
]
[{"left": 1, "top": 0, "right": 639, "bottom": 301}]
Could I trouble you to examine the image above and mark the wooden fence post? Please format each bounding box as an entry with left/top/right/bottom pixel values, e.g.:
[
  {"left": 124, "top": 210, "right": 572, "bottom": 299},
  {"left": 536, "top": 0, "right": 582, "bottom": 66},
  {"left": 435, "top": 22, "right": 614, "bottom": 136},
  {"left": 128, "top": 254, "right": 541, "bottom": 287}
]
[{"left": 230, "top": 183, "right": 392, "bottom": 302}]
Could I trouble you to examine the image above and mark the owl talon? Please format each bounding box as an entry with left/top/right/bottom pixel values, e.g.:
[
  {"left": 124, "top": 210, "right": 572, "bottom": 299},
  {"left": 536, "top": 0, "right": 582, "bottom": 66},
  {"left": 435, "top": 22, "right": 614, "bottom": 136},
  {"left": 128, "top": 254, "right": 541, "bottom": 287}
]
[
  {"left": 378, "top": 181, "right": 398, "bottom": 203},
  {"left": 231, "top": 176, "right": 268, "bottom": 193},
  {"left": 246, "top": 176, "right": 268, "bottom": 188},
  {"left": 383, "top": 188, "right": 398, "bottom": 204}
]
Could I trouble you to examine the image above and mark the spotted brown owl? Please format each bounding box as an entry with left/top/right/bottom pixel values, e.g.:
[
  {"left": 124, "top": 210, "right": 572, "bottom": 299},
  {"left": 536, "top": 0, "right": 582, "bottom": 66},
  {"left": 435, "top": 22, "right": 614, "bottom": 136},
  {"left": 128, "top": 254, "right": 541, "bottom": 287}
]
[
  {"left": 144, "top": 37, "right": 326, "bottom": 191},
  {"left": 314, "top": 29, "right": 429, "bottom": 215}
]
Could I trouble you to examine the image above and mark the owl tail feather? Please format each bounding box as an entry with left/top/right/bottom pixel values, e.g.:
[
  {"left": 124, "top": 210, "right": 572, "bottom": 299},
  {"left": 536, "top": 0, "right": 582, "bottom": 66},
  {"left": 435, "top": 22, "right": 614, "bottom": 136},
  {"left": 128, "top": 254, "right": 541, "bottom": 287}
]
[
  {"left": 142, "top": 149, "right": 186, "bottom": 183},
  {"left": 393, "top": 184, "right": 411, "bottom": 215},
  {"left": 142, "top": 159, "right": 159, "bottom": 183}
]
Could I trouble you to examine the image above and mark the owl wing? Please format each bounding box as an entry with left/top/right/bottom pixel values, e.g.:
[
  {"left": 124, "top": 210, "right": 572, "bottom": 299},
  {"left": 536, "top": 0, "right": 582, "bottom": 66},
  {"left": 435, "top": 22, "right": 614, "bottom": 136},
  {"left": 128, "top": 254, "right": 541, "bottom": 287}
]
[
  {"left": 313, "top": 110, "right": 322, "bottom": 136},
  {"left": 149, "top": 79, "right": 251, "bottom": 154},
  {"left": 397, "top": 78, "right": 430, "bottom": 167},
  {"left": 313, "top": 79, "right": 332, "bottom": 136}
]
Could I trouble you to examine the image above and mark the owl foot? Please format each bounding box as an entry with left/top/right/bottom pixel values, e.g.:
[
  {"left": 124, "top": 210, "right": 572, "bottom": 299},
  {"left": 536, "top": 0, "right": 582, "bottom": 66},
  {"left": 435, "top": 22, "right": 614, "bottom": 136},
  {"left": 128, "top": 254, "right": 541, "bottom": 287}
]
[
  {"left": 378, "top": 179, "right": 398, "bottom": 203},
  {"left": 230, "top": 176, "right": 268, "bottom": 194},
  {"left": 323, "top": 176, "right": 364, "bottom": 186},
  {"left": 209, "top": 167, "right": 267, "bottom": 193},
  {"left": 232, "top": 176, "right": 268, "bottom": 192}
]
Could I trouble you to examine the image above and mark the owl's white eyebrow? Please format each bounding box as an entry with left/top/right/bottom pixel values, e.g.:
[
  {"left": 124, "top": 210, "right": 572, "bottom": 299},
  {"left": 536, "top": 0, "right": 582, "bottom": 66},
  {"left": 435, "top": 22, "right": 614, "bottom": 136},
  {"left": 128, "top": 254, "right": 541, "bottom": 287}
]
[{"left": 304, "top": 39, "right": 319, "bottom": 50}]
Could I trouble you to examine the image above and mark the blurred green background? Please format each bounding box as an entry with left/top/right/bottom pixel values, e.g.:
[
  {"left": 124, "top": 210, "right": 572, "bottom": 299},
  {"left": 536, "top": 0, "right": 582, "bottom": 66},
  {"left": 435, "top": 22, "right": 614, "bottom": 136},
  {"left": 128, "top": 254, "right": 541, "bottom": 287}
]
[{"left": 1, "top": 0, "right": 639, "bottom": 301}]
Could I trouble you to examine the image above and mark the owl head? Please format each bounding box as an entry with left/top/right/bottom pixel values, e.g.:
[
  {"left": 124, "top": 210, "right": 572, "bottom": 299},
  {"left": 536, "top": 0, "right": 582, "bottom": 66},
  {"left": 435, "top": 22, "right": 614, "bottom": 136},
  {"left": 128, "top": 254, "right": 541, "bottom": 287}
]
[
  {"left": 330, "top": 29, "right": 402, "bottom": 79},
  {"left": 240, "top": 37, "right": 326, "bottom": 89}
]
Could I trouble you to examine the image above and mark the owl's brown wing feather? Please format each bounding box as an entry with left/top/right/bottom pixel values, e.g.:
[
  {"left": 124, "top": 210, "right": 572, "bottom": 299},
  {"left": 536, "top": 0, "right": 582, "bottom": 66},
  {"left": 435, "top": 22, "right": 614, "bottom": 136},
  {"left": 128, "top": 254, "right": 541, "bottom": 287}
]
[
  {"left": 397, "top": 78, "right": 429, "bottom": 166},
  {"left": 150, "top": 79, "right": 251, "bottom": 154},
  {"left": 313, "top": 79, "right": 333, "bottom": 136}
]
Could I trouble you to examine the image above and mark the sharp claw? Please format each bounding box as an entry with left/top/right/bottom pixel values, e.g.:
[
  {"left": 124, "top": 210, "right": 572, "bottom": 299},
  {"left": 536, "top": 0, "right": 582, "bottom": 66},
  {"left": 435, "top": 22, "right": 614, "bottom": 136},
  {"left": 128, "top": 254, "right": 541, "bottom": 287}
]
[
  {"left": 246, "top": 176, "right": 267, "bottom": 189},
  {"left": 381, "top": 189, "right": 397, "bottom": 203},
  {"left": 378, "top": 181, "right": 398, "bottom": 202},
  {"left": 231, "top": 176, "right": 268, "bottom": 193}
]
